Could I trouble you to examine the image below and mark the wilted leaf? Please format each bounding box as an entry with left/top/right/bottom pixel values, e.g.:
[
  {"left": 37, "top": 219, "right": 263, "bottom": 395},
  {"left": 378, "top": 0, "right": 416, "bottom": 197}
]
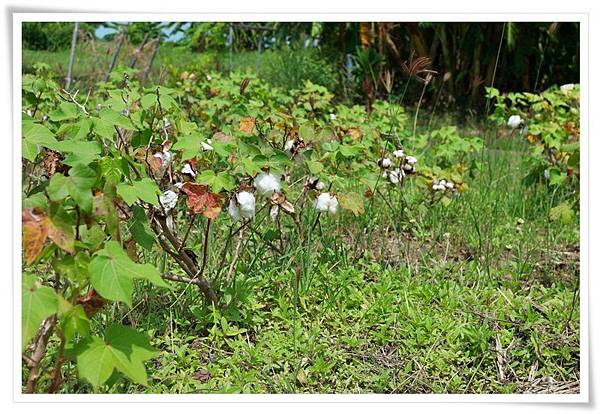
[
  {"left": 549, "top": 202, "right": 574, "bottom": 224},
  {"left": 180, "top": 182, "right": 222, "bottom": 218},
  {"left": 347, "top": 128, "right": 362, "bottom": 141},
  {"left": 23, "top": 209, "right": 49, "bottom": 265},
  {"left": 239, "top": 117, "right": 255, "bottom": 134},
  {"left": 337, "top": 192, "right": 365, "bottom": 216},
  {"left": 47, "top": 218, "right": 75, "bottom": 254}
]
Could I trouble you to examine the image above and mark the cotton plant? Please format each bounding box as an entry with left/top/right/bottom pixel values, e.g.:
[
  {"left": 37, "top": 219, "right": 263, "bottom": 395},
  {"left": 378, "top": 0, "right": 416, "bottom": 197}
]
[{"left": 379, "top": 147, "right": 418, "bottom": 186}]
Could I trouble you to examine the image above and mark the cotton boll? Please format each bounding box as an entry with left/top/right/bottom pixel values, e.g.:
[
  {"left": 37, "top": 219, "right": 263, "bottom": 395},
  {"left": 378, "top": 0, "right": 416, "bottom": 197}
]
[
  {"left": 544, "top": 169, "right": 550, "bottom": 180},
  {"left": 389, "top": 169, "right": 403, "bottom": 184},
  {"left": 236, "top": 191, "right": 256, "bottom": 219},
  {"left": 315, "top": 180, "right": 325, "bottom": 191},
  {"left": 228, "top": 198, "right": 241, "bottom": 221},
  {"left": 254, "top": 172, "right": 281, "bottom": 196},
  {"left": 313, "top": 192, "right": 338, "bottom": 214},
  {"left": 284, "top": 139, "right": 295, "bottom": 153},
  {"left": 328, "top": 195, "right": 339, "bottom": 215},
  {"left": 445, "top": 181, "right": 455, "bottom": 189},
  {"left": 379, "top": 157, "right": 392, "bottom": 168},
  {"left": 166, "top": 215, "right": 175, "bottom": 233},
  {"left": 159, "top": 190, "right": 178, "bottom": 213},
  {"left": 162, "top": 151, "right": 173, "bottom": 167},
  {"left": 507, "top": 115, "right": 522, "bottom": 129},
  {"left": 313, "top": 193, "right": 332, "bottom": 212},
  {"left": 181, "top": 163, "right": 196, "bottom": 177},
  {"left": 406, "top": 156, "right": 417, "bottom": 165},
  {"left": 560, "top": 83, "right": 575, "bottom": 93},
  {"left": 201, "top": 141, "right": 213, "bottom": 151},
  {"left": 329, "top": 113, "right": 337, "bottom": 121},
  {"left": 439, "top": 179, "right": 447, "bottom": 186},
  {"left": 269, "top": 205, "right": 279, "bottom": 221},
  {"left": 393, "top": 149, "right": 404, "bottom": 158}
]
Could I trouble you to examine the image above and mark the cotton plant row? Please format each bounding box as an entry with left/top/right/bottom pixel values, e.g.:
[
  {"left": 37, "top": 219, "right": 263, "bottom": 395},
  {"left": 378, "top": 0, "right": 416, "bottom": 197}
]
[{"left": 20, "top": 68, "right": 480, "bottom": 393}]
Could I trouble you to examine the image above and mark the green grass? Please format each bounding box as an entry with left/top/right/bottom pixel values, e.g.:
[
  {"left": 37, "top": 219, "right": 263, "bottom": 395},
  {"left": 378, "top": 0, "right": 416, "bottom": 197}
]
[
  {"left": 33, "top": 134, "right": 579, "bottom": 394},
  {"left": 23, "top": 43, "right": 340, "bottom": 93}
]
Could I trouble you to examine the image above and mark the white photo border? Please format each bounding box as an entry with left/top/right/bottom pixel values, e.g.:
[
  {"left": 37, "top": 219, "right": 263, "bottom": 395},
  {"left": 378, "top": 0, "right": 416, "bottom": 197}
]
[{"left": 11, "top": 11, "right": 589, "bottom": 404}]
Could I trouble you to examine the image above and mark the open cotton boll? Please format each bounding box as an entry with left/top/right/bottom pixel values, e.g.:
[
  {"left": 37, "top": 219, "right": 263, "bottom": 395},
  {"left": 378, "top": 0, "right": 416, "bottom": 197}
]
[
  {"left": 329, "top": 113, "right": 337, "bottom": 121},
  {"left": 269, "top": 205, "right": 279, "bottom": 221},
  {"left": 328, "top": 195, "right": 339, "bottom": 214},
  {"left": 284, "top": 140, "right": 295, "bottom": 153},
  {"left": 379, "top": 157, "right": 392, "bottom": 168},
  {"left": 507, "top": 115, "right": 522, "bottom": 129},
  {"left": 406, "top": 156, "right": 418, "bottom": 165},
  {"left": 439, "top": 179, "right": 447, "bottom": 186},
  {"left": 254, "top": 172, "right": 281, "bottom": 196},
  {"left": 393, "top": 149, "right": 404, "bottom": 158},
  {"left": 315, "top": 180, "right": 325, "bottom": 190},
  {"left": 228, "top": 198, "right": 242, "bottom": 221},
  {"left": 445, "top": 181, "right": 455, "bottom": 189},
  {"left": 389, "top": 169, "right": 403, "bottom": 184},
  {"left": 159, "top": 190, "right": 178, "bottom": 213},
  {"left": 313, "top": 193, "right": 339, "bottom": 215},
  {"left": 181, "top": 163, "right": 196, "bottom": 177},
  {"left": 544, "top": 169, "right": 550, "bottom": 180},
  {"left": 201, "top": 140, "right": 213, "bottom": 151},
  {"left": 236, "top": 191, "right": 256, "bottom": 218},
  {"left": 560, "top": 83, "right": 575, "bottom": 93}
]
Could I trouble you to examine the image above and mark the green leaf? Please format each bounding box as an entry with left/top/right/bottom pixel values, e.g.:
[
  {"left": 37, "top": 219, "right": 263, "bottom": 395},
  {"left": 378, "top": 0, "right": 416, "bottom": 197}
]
[
  {"left": 48, "top": 165, "right": 97, "bottom": 212},
  {"left": 75, "top": 336, "right": 117, "bottom": 388},
  {"left": 140, "top": 93, "right": 158, "bottom": 110},
  {"left": 60, "top": 305, "right": 90, "bottom": 342},
  {"left": 117, "top": 178, "right": 160, "bottom": 206},
  {"left": 91, "top": 116, "right": 115, "bottom": 141},
  {"left": 172, "top": 133, "right": 204, "bottom": 160},
  {"left": 196, "top": 170, "right": 235, "bottom": 192},
  {"left": 306, "top": 160, "right": 324, "bottom": 175},
  {"left": 22, "top": 274, "right": 58, "bottom": 350},
  {"left": 88, "top": 253, "right": 134, "bottom": 306},
  {"left": 89, "top": 241, "right": 168, "bottom": 306},
  {"left": 49, "top": 102, "right": 81, "bottom": 121},
  {"left": 75, "top": 325, "right": 157, "bottom": 388},
  {"left": 299, "top": 123, "right": 315, "bottom": 141},
  {"left": 52, "top": 140, "right": 102, "bottom": 166},
  {"left": 130, "top": 206, "right": 155, "bottom": 251},
  {"left": 22, "top": 122, "right": 59, "bottom": 162},
  {"left": 23, "top": 192, "right": 47, "bottom": 209},
  {"left": 99, "top": 108, "right": 134, "bottom": 130}
]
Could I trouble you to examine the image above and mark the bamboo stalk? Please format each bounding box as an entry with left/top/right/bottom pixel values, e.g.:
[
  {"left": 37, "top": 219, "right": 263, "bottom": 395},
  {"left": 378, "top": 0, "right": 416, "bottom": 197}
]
[
  {"left": 104, "top": 28, "right": 127, "bottom": 82},
  {"left": 130, "top": 32, "right": 149, "bottom": 68},
  {"left": 142, "top": 35, "right": 161, "bottom": 83},
  {"left": 64, "top": 22, "right": 79, "bottom": 90}
]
